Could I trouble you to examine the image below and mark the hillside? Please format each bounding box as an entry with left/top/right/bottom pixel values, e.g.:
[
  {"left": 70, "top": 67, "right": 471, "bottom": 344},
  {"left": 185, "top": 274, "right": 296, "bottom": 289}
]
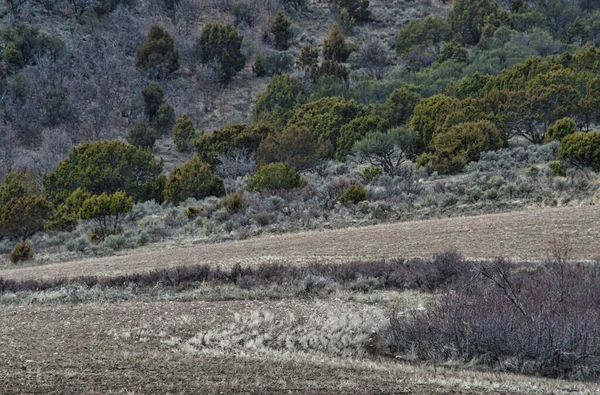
[
  {"left": 3, "top": 204, "right": 600, "bottom": 281},
  {"left": 4, "top": 0, "right": 600, "bottom": 391}
]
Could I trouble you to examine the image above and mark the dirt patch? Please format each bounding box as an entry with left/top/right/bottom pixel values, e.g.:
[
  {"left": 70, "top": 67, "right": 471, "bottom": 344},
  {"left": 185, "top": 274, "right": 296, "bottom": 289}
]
[{"left": 1, "top": 299, "right": 593, "bottom": 394}]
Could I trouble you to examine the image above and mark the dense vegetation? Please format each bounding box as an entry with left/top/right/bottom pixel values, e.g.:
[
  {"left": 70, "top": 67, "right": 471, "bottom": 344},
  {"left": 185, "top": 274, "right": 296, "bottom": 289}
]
[{"left": 2, "top": 0, "right": 600, "bottom": 283}]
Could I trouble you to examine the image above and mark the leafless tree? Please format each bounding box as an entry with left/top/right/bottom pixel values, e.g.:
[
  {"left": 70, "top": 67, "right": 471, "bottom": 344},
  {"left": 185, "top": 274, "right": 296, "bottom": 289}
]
[
  {"left": 214, "top": 149, "right": 256, "bottom": 179},
  {"left": 358, "top": 37, "right": 390, "bottom": 80},
  {"left": 196, "top": 65, "right": 220, "bottom": 112}
]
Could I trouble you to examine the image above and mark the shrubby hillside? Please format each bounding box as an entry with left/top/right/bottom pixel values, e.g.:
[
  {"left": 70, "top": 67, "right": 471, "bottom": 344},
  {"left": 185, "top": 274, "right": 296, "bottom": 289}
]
[{"left": 2, "top": 0, "right": 600, "bottom": 262}]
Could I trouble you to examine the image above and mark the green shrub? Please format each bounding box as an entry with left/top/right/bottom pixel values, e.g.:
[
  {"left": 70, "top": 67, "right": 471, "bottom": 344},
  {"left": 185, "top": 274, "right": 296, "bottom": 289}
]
[
  {"left": 256, "top": 126, "right": 319, "bottom": 171},
  {"left": 184, "top": 206, "right": 204, "bottom": 220},
  {"left": 127, "top": 120, "right": 157, "bottom": 149},
  {"left": 247, "top": 163, "right": 307, "bottom": 192},
  {"left": 43, "top": 140, "right": 164, "bottom": 205},
  {"left": 359, "top": 166, "right": 382, "bottom": 184},
  {"left": 382, "top": 87, "right": 421, "bottom": 127},
  {"left": 395, "top": 16, "right": 451, "bottom": 56},
  {"left": 253, "top": 73, "right": 306, "bottom": 126},
  {"left": 429, "top": 121, "right": 504, "bottom": 174},
  {"left": 135, "top": 24, "right": 179, "bottom": 79},
  {"left": 296, "top": 44, "right": 319, "bottom": 71},
  {"left": 338, "top": 184, "right": 367, "bottom": 205},
  {"left": 0, "top": 169, "right": 39, "bottom": 208},
  {"left": 79, "top": 192, "right": 133, "bottom": 241},
  {"left": 165, "top": 156, "right": 226, "bottom": 204},
  {"left": 253, "top": 52, "right": 267, "bottom": 77},
  {"left": 196, "top": 23, "right": 246, "bottom": 83},
  {"left": 173, "top": 114, "right": 198, "bottom": 153},
  {"left": 142, "top": 81, "right": 164, "bottom": 120},
  {"left": 551, "top": 161, "right": 566, "bottom": 177},
  {"left": 10, "top": 241, "right": 33, "bottom": 263},
  {"left": 288, "top": 96, "right": 366, "bottom": 159},
  {"left": 271, "top": 11, "right": 292, "bottom": 50},
  {"left": 152, "top": 103, "right": 176, "bottom": 136},
  {"left": 559, "top": 132, "right": 600, "bottom": 171},
  {"left": 323, "top": 23, "right": 352, "bottom": 63},
  {"left": 331, "top": 0, "right": 370, "bottom": 21},
  {"left": 219, "top": 191, "right": 245, "bottom": 213},
  {"left": 196, "top": 123, "right": 270, "bottom": 165},
  {"left": 0, "top": 196, "right": 53, "bottom": 241},
  {"left": 544, "top": 117, "right": 578, "bottom": 143}
]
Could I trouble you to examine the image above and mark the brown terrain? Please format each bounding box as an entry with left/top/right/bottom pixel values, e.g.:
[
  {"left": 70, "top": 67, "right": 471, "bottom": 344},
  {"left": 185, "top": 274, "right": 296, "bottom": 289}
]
[
  {"left": 2, "top": 206, "right": 600, "bottom": 394},
  {"left": 2, "top": 204, "right": 600, "bottom": 282}
]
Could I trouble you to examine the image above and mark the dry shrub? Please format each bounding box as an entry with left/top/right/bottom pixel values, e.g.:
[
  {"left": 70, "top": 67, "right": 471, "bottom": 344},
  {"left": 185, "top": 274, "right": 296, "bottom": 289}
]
[{"left": 379, "top": 254, "right": 600, "bottom": 381}]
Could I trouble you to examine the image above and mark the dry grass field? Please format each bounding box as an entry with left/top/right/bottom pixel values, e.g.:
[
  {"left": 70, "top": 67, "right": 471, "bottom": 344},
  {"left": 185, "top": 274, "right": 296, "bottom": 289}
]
[
  {"left": 3, "top": 206, "right": 600, "bottom": 394},
  {"left": 3, "top": 204, "right": 600, "bottom": 282}
]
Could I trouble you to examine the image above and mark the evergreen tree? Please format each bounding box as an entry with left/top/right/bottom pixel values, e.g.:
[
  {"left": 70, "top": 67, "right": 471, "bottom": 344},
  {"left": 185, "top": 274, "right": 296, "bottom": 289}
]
[
  {"left": 323, "top": 23, "right": 352, "bottom": 63},
  {"left": 271, "top": 11, "right": 292, "bottom": 50},
  {"left": 135, "top": 25, "right": 180, "bottom": 79},
  {"left": 127, "top": 120, "right": 158, "bottom": 150},
  {"left": 173, "top": 114, "right": 198, "bottom": 153},
  {"left": 196, "top": 23, "right": 246, "bottom": 83},
  {"left": 296, "top": 44, "right": 319, "bottom": 71}
]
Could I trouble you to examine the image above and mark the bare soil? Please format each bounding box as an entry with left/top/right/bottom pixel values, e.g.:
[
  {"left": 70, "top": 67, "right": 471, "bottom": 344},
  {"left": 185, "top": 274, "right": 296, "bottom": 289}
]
[
  {"left": 1, "top": 299, "right": 595, "bottom": 394},
  {"left": 3, "top": 205, "right": 600, "bottom": 282}
]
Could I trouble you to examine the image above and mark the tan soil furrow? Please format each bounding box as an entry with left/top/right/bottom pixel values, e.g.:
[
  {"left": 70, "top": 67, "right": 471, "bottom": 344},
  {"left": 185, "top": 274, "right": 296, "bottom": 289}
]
[{"left": 3, "top": 205, "right": 600, "bottom": 281}]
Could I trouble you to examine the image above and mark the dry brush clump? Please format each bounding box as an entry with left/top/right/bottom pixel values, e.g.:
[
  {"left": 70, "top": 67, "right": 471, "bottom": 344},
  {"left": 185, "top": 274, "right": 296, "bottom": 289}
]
[{"left": 378, "top": 245, "right": 600, "bottom": 381}]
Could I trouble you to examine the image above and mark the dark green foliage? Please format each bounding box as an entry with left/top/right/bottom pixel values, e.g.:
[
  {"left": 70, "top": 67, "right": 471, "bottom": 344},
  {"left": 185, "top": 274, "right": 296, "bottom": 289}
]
[
  {"left": 337, "top": 114, "right": 389, "bottom": 158},
  {"left": 232, "top": 2, "right": 253, "bottom": 27},
  {"left": 173, "top": 114, "right": 198, "bottom": 153},
  {"left": 330, "top": 0, "right": 370, "bottom": 21},
  {"left": 0, "top": 24, "right": 64, "bottom": 66},
  {"left": 271, "top": 11, "right": 292, "bottom": 50},
  {"left": 309, "top": 60, "right": 349, "bottom": 81},
  {"left": 409, "top": 94, "right": 460, "bottom": 150},
  {"left": 352, "top": 128, "right": 418, "bottom": 176},
  {"left": 135, "top": 25, "right": 179, "bottom": 79},
  {"left": 43, "top": 141, "right": 164, "bottom": 206},
  {"left": 448, "top": 0, "right": 509, "bottom": 45},
  {"left": 254, "top": 50, "right": 294, "bottom": 77},
  {"left": 253, "top": 52, "right": 267, "bottom": 77},
  {"left": 196, "top": 23, "right": 246, "bottom": 83},
  {"left": 395, "top": 16, "right": 451, "bottom": 56},
  {"left": 164, "top": 156, "right": 225, "bottom": 204},
  {"left": 382, "top": 88, "right": 421, "bottom": 127},
  {"left": 142, "top": 82, "right": 165, "bottom": 120},
  {"left": 559, "top": 132, "right": 600, "bottom": 171},
  {"left": 288, "top": 96, "right": 367, "bottom": 159},
  {"left": 359, "top": 166, "right": 382, "bottom": 184},
  {"left": 0, "top": 170, "right": 39, "bottom": 208},
  {"left": 296, "top": 44, "right": 319, "bottom": 70},
  {"left": 128, "top": 121, "right": 158, "bottom": 149},
  {"left": 0, "top": 196, "right": 53, "bottom": 241},
  {"left": 196, "top": 123, "right": 270, "bottom": 165},
  {"left": 439, "top": 41, "right": 468, "bottom": 63},
  {"left": 323, "top": 23, "right": 352, "bottom": 63},
  {"left": 79, "top": 192, "right": 133, "bottom": 241},
  {"left": 256, "top": 126, "right": 319, "bottom": 171},
  {"left": 247, "top": 163, "right": 307, "bottom": 192},
  {"left": 46, "top": 188, "right": 91, "bottom": 232},
  {"left": 3, "top": 42, "right": 24, "bottom": 73},
  {"left": 253, "top": 73, "right": 307, "bottom": 127},
  {"left": 545, "top": 117, "right": 578, "bottom": 143},
  {"left": 152, "top": 103, "right": 176, "bottom": 136},
  {"left": 428, "top": 121, "right": 504, "bottom": 174},
  {"left": 551, "top": 161, "right": 566, "bottom": 177},
  {"left": 10, "top": 241, "right": 33, "bottom": 263},
  {"left": 219, "top": 191, "right": 245, "bottom": 213},
  {"left": 338, "top": 184, "right": 367, "bottom": 205}
]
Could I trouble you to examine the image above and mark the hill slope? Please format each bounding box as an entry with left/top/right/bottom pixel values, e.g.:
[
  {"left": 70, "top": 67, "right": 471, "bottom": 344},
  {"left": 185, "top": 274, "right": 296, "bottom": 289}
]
[{"left": 3, "top": 204, "right": 599, "bottom": 281}]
